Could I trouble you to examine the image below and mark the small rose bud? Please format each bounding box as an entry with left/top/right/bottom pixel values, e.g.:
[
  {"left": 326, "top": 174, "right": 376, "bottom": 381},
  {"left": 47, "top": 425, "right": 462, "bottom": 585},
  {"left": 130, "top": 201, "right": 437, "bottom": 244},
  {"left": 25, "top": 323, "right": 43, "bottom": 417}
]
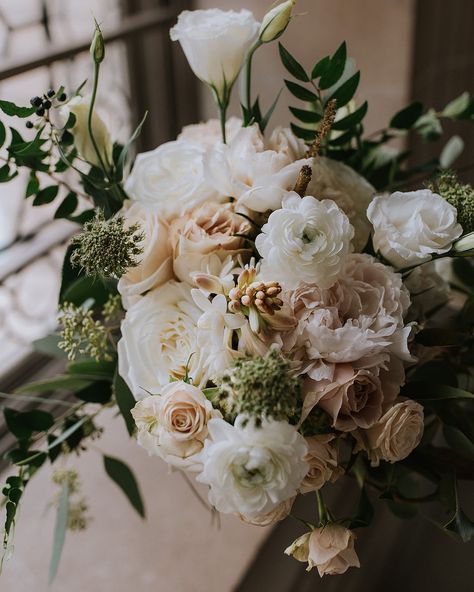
[
  {"left": 90, "top": 21, "right": 105, "bottom": 64},
  {"left": 259, "top": 0, "right": 296, "bottom": 44},
  {"left": 453, "top": 231, "right": 474, "bottom": 256}
]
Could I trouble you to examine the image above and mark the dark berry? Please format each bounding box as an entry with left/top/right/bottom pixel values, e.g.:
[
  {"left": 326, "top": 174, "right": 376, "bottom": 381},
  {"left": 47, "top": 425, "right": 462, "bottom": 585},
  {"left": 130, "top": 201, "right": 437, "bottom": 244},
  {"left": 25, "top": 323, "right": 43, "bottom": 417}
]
[
  {"left": 30, "top": 96, "right": 42, "bottom": 107},
  {"left": 47, "top": 89, "right": 55, "bottom": 98},
  {"left": 36, "top": 107, "right": 45, "bottom": 117},
  {"left": 58, "top": 93, "right": 67, "bottom": 102},
  {"left": 43, "top": 99, "right": 52, "bottom": 110},
  {"left": 26, "top": 121, "right": 33, "bottom": 129}
]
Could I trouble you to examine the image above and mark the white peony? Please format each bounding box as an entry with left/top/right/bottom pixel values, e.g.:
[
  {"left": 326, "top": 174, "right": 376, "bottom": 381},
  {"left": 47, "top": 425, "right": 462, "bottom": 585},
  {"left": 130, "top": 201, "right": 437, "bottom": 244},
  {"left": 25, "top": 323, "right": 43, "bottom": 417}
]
[
  {"left": 204, "top": 124, "right": 310, "bottom": 213},
  {"left": 118, "top": 281, "right": 206, "bottom": 398},
  {"left": 367, "top": 189, "right": 462, "bottom": 268},
  {"left": 124, "top": 140, "right": 221, "bottom": 220},
  {"left": 196, "top": 415, "right": 308, "bottom": 518},
  {"left": 256, "top": 193, "right": 353, "bottom": 290},
  {"left": 170, "top": 9, "right": 259, "bottom": 104},
  {"left": 307, "top": 156, "right": 375, "bottom": 251}
]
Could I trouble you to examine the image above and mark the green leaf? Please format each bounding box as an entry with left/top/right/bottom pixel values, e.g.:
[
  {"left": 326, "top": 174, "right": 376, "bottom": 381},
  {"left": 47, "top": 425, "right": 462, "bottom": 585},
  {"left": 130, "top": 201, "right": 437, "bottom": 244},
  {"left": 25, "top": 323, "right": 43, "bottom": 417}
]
[
  {"left": 260, "top": 90, "right": 282, "bottom": 133},
  {"left": 103, "top": 455, "right": 145, "bottom": 518},
  {"left": 33, "top": 185, "right": 59, "bottom": 206},
  {"left": 33, "top": 334, "right": 68, "bottom": 359},
  {"left": 116, "top": 111, "right": 148, "bottom": 181},
  {"left": 25, "top": 172, "right": 39, "bottom": 198},
  {"left": 410, "top": 360, "right": 458, "bottom": 387},
  {"left": 74, "top": 380, "right": 112, "bottom": 404},
  {"left": 325, "top": 71, "right": 360, "bottom": 108},
  {"left": 290, "top": 123, "right": 317, "bottom": 142},
  {"left": 17, "top": 375, "right": 95, "bottom": 394},
  {"left": 440, "top": 135, "right": 464, "bottom": 169},
  {"left": 0, "top": 119, "right": 5, "bottom": 149},
  {"left": 442, "top": 92, "right": 471, "bottom": 118},
  {"left": 68, "top": 360, "right": 116, "bottom": 380},
  {"left": 278, "top": 43, "right": 309, "bottom": 82},
  {"left": 453, "top": 258, "right": 474, "bottom": 286},
  {"left": 289, "top": 106, "right": 322, "bottom": 124},
  {"left": 113, "top": 371, "right": 136, "bottom": 436},
  {"left": 332, "top": 101, "right": 368, "bottom": 130},
  {"left": 415, "top": 328, "right": 468, "bottom": 347},
  {"left": 319, "top": 42, "right": 347, "bottom": 90},
  {"left": 0, "top": 100, "right": 35, "bottom": 118},
  {"left": 4, "top": 408, "right": 54, "bottom": 440},
  {"left": 49, "top": 482, "right": 69, "bottom": 584},
  {"left": 443, "top": 425, "right": 474, "bottom": 461},
  {"left": 350, "top": 487, "right": 374, "bottom": 528},
  {"left": 409, "top": 383, "right": 474, "bottom": 402},
  {"left": 0, "top": 164, "right": 17, "bottom": 182},
  {"left": 390, "top": 101, "right": 423, "bottom": 129},
  {"left": 311, "top": 56, "right": 330, "bottom": 80},
  {"left": 441, "top": 474, "right": 474, "bottom": 542},
  {"left": 285, "top": 80, "right": 318, "bottom": 102},
  {"left": 60, "top": 275, "right": 117, "bottom": 308},
  {"left": 54, "top": 192, "right": 78, "bottom": 219}
]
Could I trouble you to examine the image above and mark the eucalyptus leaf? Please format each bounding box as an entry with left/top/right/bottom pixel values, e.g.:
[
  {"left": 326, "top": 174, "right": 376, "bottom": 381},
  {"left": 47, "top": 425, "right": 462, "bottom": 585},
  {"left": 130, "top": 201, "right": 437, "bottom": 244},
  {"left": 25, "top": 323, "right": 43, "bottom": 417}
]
[
  {"left": 113, "top": 371, "right": 136, "bottom": 436},
  {"left": 442, "top": 92, "right": 471, "bottom": 118},
  {"left": 17, "top": 375, "right": 95, "bottom": 394},
  {"left": 440, "top": 135, "right": 464, "bottom": 169},
  {"left": 49, "top": 483, "right": 69, "bottom": 584},
  {"left": 103, "top": 455, "right": 145, "bottom": 518}
]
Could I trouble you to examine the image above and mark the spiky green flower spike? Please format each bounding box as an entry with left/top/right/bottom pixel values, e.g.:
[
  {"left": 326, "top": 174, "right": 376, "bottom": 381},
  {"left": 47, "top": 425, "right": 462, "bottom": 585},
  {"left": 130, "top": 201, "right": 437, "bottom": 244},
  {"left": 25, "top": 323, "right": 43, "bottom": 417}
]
[
  {"left": 218, "top": 348, "right": 301, "bottom": 424},
  {"left": 431, "top": 170, "right": 474, "bottom": 233},
  {"left": 70, "top": 210, "right": 144, "bottom": 278}
]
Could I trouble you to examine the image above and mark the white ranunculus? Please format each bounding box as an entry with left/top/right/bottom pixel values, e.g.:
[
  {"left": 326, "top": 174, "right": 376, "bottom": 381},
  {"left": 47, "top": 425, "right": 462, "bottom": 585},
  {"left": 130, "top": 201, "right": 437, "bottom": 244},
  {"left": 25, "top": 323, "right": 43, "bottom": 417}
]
[
  {"left": 131, "top": 382, "right": 221, "bottom": 471},
  {"left": 307, "top": 156, "right": 375, "bottom": 251},
  {"left": 196, "top": 415, "right": 308, "bottom": 518},
  {"left": 65, "top": 96, "right": 113, "bottom": 169},
  {"left": 367, "top": 190, "right": 462, "bottom": 268},
  {"left": 256, "top": 193, "right": 353, "bottom": 290},
  {"left": 124, "top": 140, "right": 221, "bottom": 220},
  {"left": 118, "top": 281, "right": 206, "bottom": 399},
  {"left": 204, "top": 124, "right": 311, "bottom": 214},
  {"left": 117, "top": 201, "right": 173, "bottom": 309},
  {"left": 170, "top": 9, "right": 259, "bottom": 103},
  {"left": 178, "top": 117, "right": 242, "bottom": 149}
]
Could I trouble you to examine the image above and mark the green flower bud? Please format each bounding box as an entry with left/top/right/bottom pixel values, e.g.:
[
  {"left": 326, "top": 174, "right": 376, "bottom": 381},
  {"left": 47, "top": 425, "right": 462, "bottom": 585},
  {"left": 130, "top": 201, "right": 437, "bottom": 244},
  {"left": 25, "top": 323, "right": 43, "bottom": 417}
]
[
  {"left": 259, "top": 0, "right": 296, "bottom": 43},
  {"left": 453, "top": 231, "right": 474, "bottom": 256},
  {"left": 90, "top": 21, "right": 105, "bottom": 64}
]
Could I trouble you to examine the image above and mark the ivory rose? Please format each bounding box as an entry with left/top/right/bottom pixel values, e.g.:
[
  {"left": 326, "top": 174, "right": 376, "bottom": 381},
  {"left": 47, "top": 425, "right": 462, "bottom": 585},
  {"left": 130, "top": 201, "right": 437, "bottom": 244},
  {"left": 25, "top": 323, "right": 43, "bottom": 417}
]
[
  {"left": 285, "top": 525, "right": 360, "bottom": 576},
  {"left": 131, "top": 382, "right": 221, "bottom": 471},
  {"left": 355, "top": 399, "right": 424, "bottom": 466},
  {"left": 169, "top": 201, "right": 251, "bottom": 284},
  {"left": 239, "top": 496, "right": 295, "bottom": 526},
  {"left": 256, "top": 193, "right": 353, "bottom": 290},
  {"left": 300, "top": 435, "right": 341, "bottom": 493},
  {"left": 118, "top": 201, "right": 173, "bottom": 309},
  {"left": 367, "top": 189, "right": 462, "bottom": 268}
]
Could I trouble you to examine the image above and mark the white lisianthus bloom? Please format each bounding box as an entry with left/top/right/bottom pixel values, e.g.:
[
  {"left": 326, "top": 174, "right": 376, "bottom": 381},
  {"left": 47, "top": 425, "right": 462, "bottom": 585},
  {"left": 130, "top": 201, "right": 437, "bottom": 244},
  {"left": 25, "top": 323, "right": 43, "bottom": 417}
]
[
  {"left": 131, "top": 382, "right": 221, "bottom": 471},
  {"left": 259, "top": 0, "right": 295, "bottom": 43},
  {"left": 204, "top": 124, "right": 310, "bottom": 214},
  {"left": 118, "top": 281, "right": 206, "bottom": 398},
  {"left": 307, "top": 156, "right": 375, "bottom": 251},
  {"left": 256, "top": 193, "right": 354, "bottom": 290},
  {"left": 117, "top": 201, "right": 173, "bottom": 309},
  {"left": 124, "top": 140, "right": 221, "bottom": 220},
  {"left": 367, "top": 189, "right": 462, "bottom": 268},
  {"left": 170, "top": 9, "right": 259, "bottom": 104},
  {"left": 178, "top": 117, "right": 242, "bottom": 149},
  {"left": 196, "top": 415, "right": 308, "bottom": 518}
]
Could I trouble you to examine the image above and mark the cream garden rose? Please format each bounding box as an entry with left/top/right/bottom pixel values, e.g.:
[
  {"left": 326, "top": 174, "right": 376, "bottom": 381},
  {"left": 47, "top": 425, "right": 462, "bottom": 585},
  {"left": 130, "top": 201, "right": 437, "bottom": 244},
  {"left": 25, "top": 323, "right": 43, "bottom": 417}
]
[
  {"left": 367, "top": 189, "right": 463, "bottom": 268},
  {"left": 256, "top": 193, "right": 353, "bottom": 290},
  {"left": 300, "top": 435, "right": 341, "bottom": 493},
  {"left": 131, "top": 382, "right": 221, "bottom": 471},
  {"left": 285, "top": 525, "right": 360, "bottom": 576},
  {"left": 239, "top": 496, "right": 295, "bottom": 527}
]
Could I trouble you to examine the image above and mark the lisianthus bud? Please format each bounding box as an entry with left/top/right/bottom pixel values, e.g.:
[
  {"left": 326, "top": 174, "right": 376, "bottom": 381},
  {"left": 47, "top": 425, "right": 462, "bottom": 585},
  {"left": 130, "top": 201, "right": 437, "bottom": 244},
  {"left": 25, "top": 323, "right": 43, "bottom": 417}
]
[
  {"left": 259, "top": 0, "right": 296, "bottom": 43},
  {"left": 90, "top": 21, "right": 105, "bottom": 63},
  {"left": 453, "top": 231, "right": 474, "bottom": 256}
]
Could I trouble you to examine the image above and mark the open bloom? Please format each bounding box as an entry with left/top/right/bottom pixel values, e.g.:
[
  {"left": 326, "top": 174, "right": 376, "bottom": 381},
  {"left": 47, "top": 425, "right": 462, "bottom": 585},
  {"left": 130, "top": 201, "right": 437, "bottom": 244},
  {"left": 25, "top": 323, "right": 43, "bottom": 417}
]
[
  {"left": 300, "top": 435, "right": 341, "bottom": 493},
  {"left": 285, "top": 525, "right": 360, "bottom": 576},
  {"left": 178, "top": 117, "right": 242, "bottom": 149},
  {"left": 256, "top": 193, "right": 353, "bottom": 290},
  {"left": 170, "top": 9, "right": 259, "bottom": 103},
  {"left": 196, "top": 415, "right": 308, "bottom": 518},
  {"left": 239, "top": 496, "right": 295, "bottom": 527},
  {"left": 131, "top": 382, "right": 221, "bottom": 471},
  {"left": 367, "top": 189, "right": 462, "bottom": 268}
]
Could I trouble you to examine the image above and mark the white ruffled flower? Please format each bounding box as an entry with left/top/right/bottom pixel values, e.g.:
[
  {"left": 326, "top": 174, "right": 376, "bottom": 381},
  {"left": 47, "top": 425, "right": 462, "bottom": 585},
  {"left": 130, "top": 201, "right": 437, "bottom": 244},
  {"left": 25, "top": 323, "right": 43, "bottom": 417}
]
[
  {"left": 204, "top": 124, "right": 310, "bottom": 213},
  {"left": 178, "top": 117, "right": 242, "bottom": 149},
  {"left": 196, "top": 415, "right": 308, "bottom": 517},
  {"left": 256, "top": 193, "right": 353, "bottom": 290},
  {"left": 124, "top": 140, "right": 221, "bottom": 220},
  {"left": 118, "top": 281, "right": 206, "bottom": 398},
  {"left": 367, "top": 189, "right": 462, "bottom": 268},
  {"left": 170, "top": 9, "right": 259, "bottom": 104}
]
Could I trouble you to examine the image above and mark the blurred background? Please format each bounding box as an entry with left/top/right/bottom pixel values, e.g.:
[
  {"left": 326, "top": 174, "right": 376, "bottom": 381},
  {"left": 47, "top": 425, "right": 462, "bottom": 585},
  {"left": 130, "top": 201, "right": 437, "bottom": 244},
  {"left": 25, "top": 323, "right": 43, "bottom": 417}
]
[{"left": 0, "top": 1, "right": 472, "bottom": 590}]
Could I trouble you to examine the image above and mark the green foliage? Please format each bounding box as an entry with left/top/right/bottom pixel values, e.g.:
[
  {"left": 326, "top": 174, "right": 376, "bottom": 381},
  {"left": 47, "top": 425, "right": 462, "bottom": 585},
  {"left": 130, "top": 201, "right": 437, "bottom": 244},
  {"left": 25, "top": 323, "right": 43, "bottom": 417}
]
[
  {"left": 103, "top": 456, "right": 145, "bottom": 518},
  {"left": 49, "top": 482, "right": 70, "bottom": 584},
  {"left": 113, "top": 371, "right": 137, "bottom": 436}
]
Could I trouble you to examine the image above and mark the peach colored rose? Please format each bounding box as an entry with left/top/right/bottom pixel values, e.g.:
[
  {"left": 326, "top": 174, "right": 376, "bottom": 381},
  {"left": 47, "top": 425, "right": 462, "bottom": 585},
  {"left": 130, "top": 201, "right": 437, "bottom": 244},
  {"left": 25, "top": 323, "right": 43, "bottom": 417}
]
[
  {"left": 300, "top": 435, "right": 342, "bottom": 493},
  {"left": 169, "top": 201, "right": 251, "bottom": 283},
  {"left": 239, "top": 496, "right": 295, "bottom": 526}
]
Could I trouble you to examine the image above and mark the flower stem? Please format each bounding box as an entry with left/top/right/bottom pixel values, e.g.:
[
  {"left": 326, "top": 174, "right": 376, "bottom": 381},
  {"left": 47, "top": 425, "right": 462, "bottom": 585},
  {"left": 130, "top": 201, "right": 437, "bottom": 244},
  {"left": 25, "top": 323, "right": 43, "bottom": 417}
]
[
  {"left": 316, "top": 490, "right": 328, "bottom": 525},
  {"left": 243, "top": 41, "right": 262, "bottom": 113},
  {"left": 88, "top": 61, "right": 110, "bottom": 179},
  {"left": 219, "top": 99, "right": 228, "bottom": 144}
]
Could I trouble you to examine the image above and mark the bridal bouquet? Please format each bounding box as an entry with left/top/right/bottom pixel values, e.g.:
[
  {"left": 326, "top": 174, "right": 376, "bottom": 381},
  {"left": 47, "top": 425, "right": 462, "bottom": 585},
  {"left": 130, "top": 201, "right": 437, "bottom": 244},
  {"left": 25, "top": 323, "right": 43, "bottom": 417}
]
[{"left": 1, "top": 1, "right": 474, "bottom": 581}]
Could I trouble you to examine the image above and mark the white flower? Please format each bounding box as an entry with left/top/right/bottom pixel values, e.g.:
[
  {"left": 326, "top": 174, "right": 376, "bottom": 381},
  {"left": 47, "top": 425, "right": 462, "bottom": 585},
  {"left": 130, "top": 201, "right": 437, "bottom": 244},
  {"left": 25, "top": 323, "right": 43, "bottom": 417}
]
[
  {"left": 259, "top": 0, "right": 295, "bottom": 43},
  {"left": 256, "top": 193, "right": 353, "bottom": 290},
  {"left": 65, "top": 96, "right": 113, "bottom": 168},
  {"left": 196, "top": 416, "right": 308, "bottom": 517},
  {"left": 124, "top": 140, "right": 221, "bottom": 220},
  {"left": 117, "top": 201, "right": 173, "bottom": 309},
  {"left": 204, "top": 124, "right": 310, "bottom": 213},
  {"left": 118, "top": 281, "right": 206, "bottom": 398},
  {"left": 131, "top": 382, "right": 221, "bottom": 471},
  {"left": 239, "top": 496, "right": 295, "bottom": 527},
  {"left": 307, "top": 157, "right": 375, "bottom": 251},
  {"left": 367, "top": 189, "right": 462, "bottom": 268},
  {"left": 178, "top": 117, "right": 242, "bottom": 149},
  {"left": 170, "top": 9, "right": 259, "bottom": 103}
]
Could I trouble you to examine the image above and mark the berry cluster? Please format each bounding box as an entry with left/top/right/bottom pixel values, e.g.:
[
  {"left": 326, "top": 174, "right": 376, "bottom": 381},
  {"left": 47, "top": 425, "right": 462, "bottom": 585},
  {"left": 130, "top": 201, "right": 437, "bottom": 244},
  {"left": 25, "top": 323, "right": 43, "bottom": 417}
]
[{"left": 26, "top": 88, "right": 67, "bottom": 128}]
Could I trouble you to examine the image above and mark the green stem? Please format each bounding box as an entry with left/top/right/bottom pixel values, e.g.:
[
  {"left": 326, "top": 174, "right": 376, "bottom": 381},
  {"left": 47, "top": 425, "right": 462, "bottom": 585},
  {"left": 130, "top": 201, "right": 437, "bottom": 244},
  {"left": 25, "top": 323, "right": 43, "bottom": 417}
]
[
  {"left": 243, "top": 41, "right": 262, "bottom": 113},
  {"left": 88, "top": 61, "right": 110, "bottom": 179},
  {"left": 315, "top": 490, "right": 328, "bottom": 525},
  {"left": 219, "top": 99, "right": 228, "bottom": 144}
]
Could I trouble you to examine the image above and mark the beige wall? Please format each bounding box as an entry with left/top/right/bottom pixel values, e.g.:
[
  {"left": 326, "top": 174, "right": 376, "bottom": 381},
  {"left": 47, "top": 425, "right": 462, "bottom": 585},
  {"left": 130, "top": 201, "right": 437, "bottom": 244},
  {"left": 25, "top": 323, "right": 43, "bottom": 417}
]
[{"left": 197, "top": 0, "right": 416, "bottom": 134}]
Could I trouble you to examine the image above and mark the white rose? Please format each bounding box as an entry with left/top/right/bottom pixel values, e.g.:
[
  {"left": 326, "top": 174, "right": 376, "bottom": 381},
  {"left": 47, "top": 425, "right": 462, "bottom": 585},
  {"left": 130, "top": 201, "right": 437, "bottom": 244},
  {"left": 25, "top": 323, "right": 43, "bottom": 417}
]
[
  {"left": 367, "top": 189, "right": 462, "bottom": 268},
  {"left": 300, "top": 435, "right": 341, "bottom": 493},
  {"left": 117, "top": 201, "right": 173, "bottom": 309},
  {"left": 285, "top": 525, "right": 360, "bottom": 576},
  {"left": 118, "top": 281, "right": 206, "bottom": 398},
  {"left": 204, "top": 124, "right": 311, "bottom": 213},
  {"left": 170, "top": 9, "right": 259, "bottom": 104},
  {"left": 178, "top": 117, "right": 242, "bottom": 149},
  {"left": 307, "top": 157, "right": 375, "bottom": 251},
  {"left": 356, "top": 399, "right": 424, "bottom": 466},
  {"left": 131, "top": 382, "right": 221, "bottom": 471},
  {"left": 256, "top": 193, "right": 353, "bottom": 290},
  {"left": 124, "top": 140, "right": 221, "bottom": 220},
  {"left": 65, "top": 96, "right": 113, "bottom": 169},
  {"left": 196, "top": 415, "right": 308, "bottom": 518},
  {"left": 239, "top": 496, "right": 295, "bottom": 527}
]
